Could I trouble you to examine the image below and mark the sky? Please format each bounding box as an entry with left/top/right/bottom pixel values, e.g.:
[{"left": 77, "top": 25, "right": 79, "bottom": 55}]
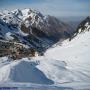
[{"left": 0, "top": 0, "right": 90, "bottom": 17}]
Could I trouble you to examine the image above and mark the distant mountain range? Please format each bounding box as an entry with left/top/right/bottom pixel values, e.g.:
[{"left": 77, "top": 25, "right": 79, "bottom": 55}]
[{"left": 0, "top": 8, "right": 90, "bottom": 59}]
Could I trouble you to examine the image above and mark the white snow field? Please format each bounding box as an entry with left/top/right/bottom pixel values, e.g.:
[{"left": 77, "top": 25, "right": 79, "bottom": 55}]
[{"left": 0, "top": 30, "right": 90, "bottom": 90}]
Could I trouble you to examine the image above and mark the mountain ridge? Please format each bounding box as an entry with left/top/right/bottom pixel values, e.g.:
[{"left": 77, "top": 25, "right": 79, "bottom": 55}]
[
  {"left": 0, "top": 8, "right": 74, "bottom": 57},
  {"left": 0, "top": 8, "right": 89, "bottom": 59}
]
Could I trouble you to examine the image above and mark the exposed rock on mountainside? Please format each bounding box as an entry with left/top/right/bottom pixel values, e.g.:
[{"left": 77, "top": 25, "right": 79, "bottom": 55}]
[
  {"left": 0, "top": 40, "right": 36, "bottom": 59},
  {"left": 69, "top": 16, "right": 90, "bottom": 41},
  {"left": 0, "top": 8, "right": 74, "bottom": 59},
  {"left": 76, "top": 16, "right": 90, "bottom": 32}
]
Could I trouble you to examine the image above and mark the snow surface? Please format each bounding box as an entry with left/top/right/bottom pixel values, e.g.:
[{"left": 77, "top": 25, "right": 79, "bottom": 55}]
[
  {"left": 0, "top": 28, "right": 90, "bottom": 89},
  {"left": 5, "top": 32, "right": 14, "bottom": 40}
]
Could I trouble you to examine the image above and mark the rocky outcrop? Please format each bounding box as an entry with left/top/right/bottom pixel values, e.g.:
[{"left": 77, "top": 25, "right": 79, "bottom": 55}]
[
  {"left": 69, "top": 16, "right": 90, "bottom": 41},
  {"left": 0, "top": 40, "right": 36, "bottom": 60},
  {"left": 0, "top": 8, "right": 74, "bottom": 58}
]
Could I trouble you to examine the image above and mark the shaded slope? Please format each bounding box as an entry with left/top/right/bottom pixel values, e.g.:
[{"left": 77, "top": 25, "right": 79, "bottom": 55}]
[
  {"left": 0, "top": 60, "right": 54, "bottom": 85},
  {"left": 9, "top": 61, "right": 54, "bottom": 84}
]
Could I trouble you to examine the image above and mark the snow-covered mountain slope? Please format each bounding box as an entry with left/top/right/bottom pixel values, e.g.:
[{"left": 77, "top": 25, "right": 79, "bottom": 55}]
[
  {"left": 0, "top": 9, "right": 73, "bottom": 53},
  {"left": 44, "top": 19, "right": 90, "bottom": 87},
  {"left": 72, "top": 16, "right": 90, "bottom": 37},
  {"left": 0, "top": 18, "right": 90, "bottom": 90}
]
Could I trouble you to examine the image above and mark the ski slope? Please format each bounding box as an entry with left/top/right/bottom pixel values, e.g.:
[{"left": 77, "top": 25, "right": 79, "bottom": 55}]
[
  {"left": 45, "top": 30, "right": 90, "bottom": 87},
  {"left": 0, "top": 29, "right": 90, "bottom": 89}
]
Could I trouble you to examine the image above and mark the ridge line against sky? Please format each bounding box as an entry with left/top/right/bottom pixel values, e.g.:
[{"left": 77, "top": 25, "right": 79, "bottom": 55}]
[{"left": 0, "top": 0, "right": 90, "bottom": 17}]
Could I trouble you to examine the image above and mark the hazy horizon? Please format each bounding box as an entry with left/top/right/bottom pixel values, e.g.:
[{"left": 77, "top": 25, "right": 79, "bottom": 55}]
[{"left": 0, "top": 0, "right": 90, "bottom": 17}]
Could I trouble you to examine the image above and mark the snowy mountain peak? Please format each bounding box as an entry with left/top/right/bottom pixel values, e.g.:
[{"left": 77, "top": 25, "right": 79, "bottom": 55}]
[
  {"left": 11, "top": 9, "right": 23, "bottom": 16},
  {"left": 0, "top": 8, "right": 74, "bottom": 59}
]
